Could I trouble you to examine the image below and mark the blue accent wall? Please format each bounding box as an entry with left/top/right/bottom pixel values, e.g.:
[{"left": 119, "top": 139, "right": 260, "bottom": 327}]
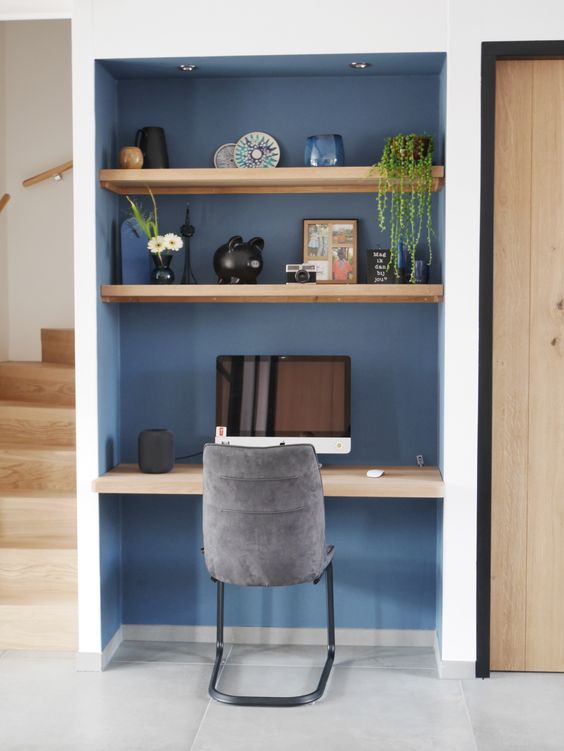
[
  {"left": 435, "top": 61, "right": 447, "bottom": 644},
  {"left": 437, "top": 58, "right": 447, "bottom": 476},
  {"left": 101, "top": 52, "right": 445, "bottom": 80},
  {"left": 122, "top": 496, "right": 437, "bottom": 629},
  {"left": 96, "top": 59, "right": 445, "bottom": 633},
  {"left": 99, "top": 494, "right": 122, "bottom": 646},
  {"left": 119, "top": 303, "right": 438, "bottom": 465},
  {"left": 96, "top": 64, "right": 121, "bottom": 473},
  {"left": 116, "top": 75, "right": 440, "bottom": 169},
  {"left": 115, "top": 74, "right": 443, "bottom": 284},
  {"left": 96, "top": 64, "right": 122, "bottom": 647},
  {"left": 435, "top": 500, "right": 444, "bottom": 649},
  {"left": 118, "top": 303, "right": 439, "bottom": 629}
]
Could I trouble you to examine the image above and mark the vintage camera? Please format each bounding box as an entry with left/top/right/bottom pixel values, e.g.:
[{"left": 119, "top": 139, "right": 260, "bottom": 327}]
[{"left": 285, "top": 263, "right": 317, "bottom": 284}]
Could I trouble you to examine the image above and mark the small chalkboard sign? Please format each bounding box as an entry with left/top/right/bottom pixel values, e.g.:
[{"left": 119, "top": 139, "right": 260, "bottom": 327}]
[{"left": 366, "top": 248, "right": 395, "bottom": 284}]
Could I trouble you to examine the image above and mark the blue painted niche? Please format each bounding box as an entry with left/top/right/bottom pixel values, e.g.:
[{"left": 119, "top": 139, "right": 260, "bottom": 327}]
[
  {"left": 95, "top": 54, "right": 446, "bottom": 644},
  {"left": 121, "top": 496, "right": 437, "bottom": 630}
]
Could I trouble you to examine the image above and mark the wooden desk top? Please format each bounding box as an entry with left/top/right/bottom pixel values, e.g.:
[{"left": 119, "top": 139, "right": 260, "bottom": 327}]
[{"left": 93, "top": 464, "right": 444, "bottom": 499}]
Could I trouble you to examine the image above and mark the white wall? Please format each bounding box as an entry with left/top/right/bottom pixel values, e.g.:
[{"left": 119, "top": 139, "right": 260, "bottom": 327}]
[
  {"left": 4, "top": 19, "right": 73, "bottom": 360},
  {"left": 90, "top": 0, "right": 448, "bottom": 58},
  {"left": 69, "top": 0, "right": 564, "bottom": 665},
  {"left": 0, "top": 0, "right": 70, "bottom": 19},
  {"left": 0, "top": 23, "right": 7, "bottom": 360},
  {"left": 70, "top": 0, "right": 451, "bottom": 659},
  {"left": 440, "top": 2, "right": 482, "bottom": 666},
  {"left": 441, "top": 1, "right": 564, "bottom": 665},
  {"left": 72, "top": 0, "right": 99, "bottom": 657}
]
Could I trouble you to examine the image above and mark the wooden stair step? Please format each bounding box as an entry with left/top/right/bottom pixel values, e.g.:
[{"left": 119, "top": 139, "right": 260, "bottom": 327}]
[
  {"left": 0, "top": 491, "right": 76, "bottom": 548},
  {"left": 0, "top": 603, "right": 77, "bottom": 650},
  {"left": 0, "top": 445, "right": 76, "bottom": 491},
  {"left": 0, "top": 548, "right": 77, "bottom": 604},
  {"left": 0, "top": 348, "right": 77, "bottom": 652},
  {"left": 41, "top": 328, "right": 75, "bottom": 366},
  {"left": 0, "top": 400, "right": 75, "bottom": 447},
  {"left": 0, "top": 362, "right": 75, "bottom": 406}
]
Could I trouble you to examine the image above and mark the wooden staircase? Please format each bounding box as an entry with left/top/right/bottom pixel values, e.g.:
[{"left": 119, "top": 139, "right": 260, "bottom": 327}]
[{"left": 0, "top": 329, "right": 77, "bottom": 649}]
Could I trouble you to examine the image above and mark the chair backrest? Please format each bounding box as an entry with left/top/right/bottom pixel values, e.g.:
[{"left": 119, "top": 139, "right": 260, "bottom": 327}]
[{"left": 202, "top": 443, "right": 327, "bottom": 586}]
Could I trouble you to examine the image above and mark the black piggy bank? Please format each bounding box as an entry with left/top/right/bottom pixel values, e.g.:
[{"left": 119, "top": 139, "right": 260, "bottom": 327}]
[{"left": 213, "top": 235, "right": 264, "bottom": 284}]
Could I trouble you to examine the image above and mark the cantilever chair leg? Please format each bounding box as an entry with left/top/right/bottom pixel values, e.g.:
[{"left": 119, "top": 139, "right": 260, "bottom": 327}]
[{"left": 208, "top": 562, "right": 335, "bottom": 707}]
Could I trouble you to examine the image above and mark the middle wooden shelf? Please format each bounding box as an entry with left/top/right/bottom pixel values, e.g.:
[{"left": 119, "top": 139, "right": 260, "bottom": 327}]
[{"left": 101, "top": 283, "right": 444, "bottom": 304}]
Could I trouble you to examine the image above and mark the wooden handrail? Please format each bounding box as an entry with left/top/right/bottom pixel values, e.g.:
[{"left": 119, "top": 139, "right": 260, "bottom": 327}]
[
  {"left": 0, "top": 193, "right": 10, "bottom": 213},
  {"left": 23, "top": 160, "right": 73, "bottom": 187}
]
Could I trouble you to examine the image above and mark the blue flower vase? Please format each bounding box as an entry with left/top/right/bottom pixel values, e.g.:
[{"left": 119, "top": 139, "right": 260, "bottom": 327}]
[
  {"left": 304, "top": 134, "right": 345, "bottom": 167},
  {"left": 396, "top": 241, "right": 410, "bottom": 283}
]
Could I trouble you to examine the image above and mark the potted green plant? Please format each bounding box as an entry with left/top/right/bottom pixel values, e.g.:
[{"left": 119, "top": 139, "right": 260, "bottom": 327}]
[{"left": 372, "top": 133, "right": 434, "bottom": 283}]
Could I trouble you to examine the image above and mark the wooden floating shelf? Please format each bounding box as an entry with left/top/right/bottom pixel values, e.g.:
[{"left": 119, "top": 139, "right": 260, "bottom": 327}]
[
  {"left": 100, "top": 283, "right": 444, "bottom": 304},
  {"left": 99, "top": 166, "right": 445, "bottom": 195},
  {"left": 93, "top": 464, "right": 444, "bottom": 499}
]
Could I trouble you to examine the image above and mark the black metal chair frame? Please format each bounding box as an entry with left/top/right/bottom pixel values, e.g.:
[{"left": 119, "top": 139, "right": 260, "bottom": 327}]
[{"left": 208, "top": 561, "right": 335, "bottom": 707}]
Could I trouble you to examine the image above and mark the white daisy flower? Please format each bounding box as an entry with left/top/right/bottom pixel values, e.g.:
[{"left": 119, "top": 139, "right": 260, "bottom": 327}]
[
  {"left": 148, "top": 235, "right": 166, "bottom": 253},
  {"left": 164, "top": 233, "right": 183, "bottom": 251}
]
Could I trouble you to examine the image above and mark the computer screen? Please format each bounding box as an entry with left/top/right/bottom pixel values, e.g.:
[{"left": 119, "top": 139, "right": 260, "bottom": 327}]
[{"left": 215, "top": 355, "right": 351, "bottom": 454}]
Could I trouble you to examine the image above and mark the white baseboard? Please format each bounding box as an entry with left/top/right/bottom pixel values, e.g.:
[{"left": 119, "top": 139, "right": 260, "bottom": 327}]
[
  {"left": 76, "top": 652, "right": 103, "bottom": 671},
  {"left": 80, "top": 626, "right": 479, "bottom": 677},
  {"left": 433, "top": 632, "right": 475, "bottom": 679},
  {"left": 101, "top": 625, "right": 124, "bottom": 669},
  {"left": 76, "top": 626, "right": 123, "bottom": 672},
  {"left": 122, "top": 624, "right": 435, "bottom": 648}
]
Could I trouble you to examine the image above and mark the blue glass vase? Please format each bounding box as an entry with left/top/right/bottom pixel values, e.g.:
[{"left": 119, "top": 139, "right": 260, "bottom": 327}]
[
  {"left": 304, "top": 134, "right": 345, "bottom": 167},
  {"left": 396, "top": 241, "right": 411, "bottom": 283}
]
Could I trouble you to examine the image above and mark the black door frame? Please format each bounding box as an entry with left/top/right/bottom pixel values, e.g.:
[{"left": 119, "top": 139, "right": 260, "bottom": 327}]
[{"left": 477, "top": 40, "right": 564, "bottom": 678}]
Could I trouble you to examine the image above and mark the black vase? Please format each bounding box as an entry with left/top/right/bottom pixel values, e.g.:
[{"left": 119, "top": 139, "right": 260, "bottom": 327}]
[
  {"left": 151, "top": 252, "right": 175, "bottom": 284},
  {"left": 135, "top": 126, "right": 169, "bottom": 169}
]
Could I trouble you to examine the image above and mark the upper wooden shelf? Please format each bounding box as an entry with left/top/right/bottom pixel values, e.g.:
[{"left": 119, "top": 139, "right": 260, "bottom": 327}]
[
  {"left": 99, "top": 166, "right": 445, "bottom": 195},
  {"left": 100, "top": 283, "right": 444, "bottom": 304},
  {"left": 93, "top": 464, "right": 444, "bottom": 499}
]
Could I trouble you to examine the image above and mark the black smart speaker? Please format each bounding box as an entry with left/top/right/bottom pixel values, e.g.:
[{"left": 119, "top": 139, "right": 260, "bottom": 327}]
[{"left": 138, "top": 429, "right": 175, "bottom": 474}]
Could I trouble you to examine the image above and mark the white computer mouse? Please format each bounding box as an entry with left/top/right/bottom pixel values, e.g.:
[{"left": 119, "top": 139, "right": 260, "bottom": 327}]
[{"left": 366, "top": 469, "right": 384, "bottom": 478}]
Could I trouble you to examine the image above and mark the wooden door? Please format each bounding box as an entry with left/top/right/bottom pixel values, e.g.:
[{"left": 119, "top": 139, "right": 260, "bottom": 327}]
[{"left": 491, "top": 60, "right": 564, "bottom": 671}]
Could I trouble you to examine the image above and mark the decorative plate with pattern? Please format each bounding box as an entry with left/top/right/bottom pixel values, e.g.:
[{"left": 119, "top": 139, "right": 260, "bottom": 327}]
[
  {"left": 213, "top": 143, "right": 236, "bottom": 169},
  {"left": 234, "top": 132, "right": 280, "bottom": 168}
]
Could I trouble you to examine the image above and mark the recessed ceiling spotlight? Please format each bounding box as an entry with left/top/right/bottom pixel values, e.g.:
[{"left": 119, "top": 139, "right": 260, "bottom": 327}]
[
  {"left": 349, "top": 61, "right": 371, "bottom": 70},
  {"left": 177, "top": 64, "right": 198, "bottom": 72}
]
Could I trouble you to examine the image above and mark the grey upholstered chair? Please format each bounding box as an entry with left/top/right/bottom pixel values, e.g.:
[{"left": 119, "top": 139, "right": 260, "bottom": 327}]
[{"left": 202, "top": 443, "right": 335, "bottom": 707}]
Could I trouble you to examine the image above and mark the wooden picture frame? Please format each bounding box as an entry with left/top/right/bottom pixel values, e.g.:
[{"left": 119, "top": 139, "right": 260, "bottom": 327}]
[{"left": 303, "top": 219, "right": 358, "bottom": 283}]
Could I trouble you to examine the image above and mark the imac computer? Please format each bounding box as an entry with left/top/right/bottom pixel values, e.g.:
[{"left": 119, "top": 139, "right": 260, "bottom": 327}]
[{"left": 215, "top": 355, "right": 351, "bottom": 454}]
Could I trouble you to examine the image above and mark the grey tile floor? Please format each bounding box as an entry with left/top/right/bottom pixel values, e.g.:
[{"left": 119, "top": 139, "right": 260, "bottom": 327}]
[{"left": 1, "top": 643, "right": 564, "bottom": 750}]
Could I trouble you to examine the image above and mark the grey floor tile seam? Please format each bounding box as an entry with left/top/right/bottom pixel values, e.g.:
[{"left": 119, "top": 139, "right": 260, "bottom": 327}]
[
  {"left": 189, "top": 645, "right": 233, "bottom": 751},
  {"left": 112, "top": 658, "right": 219, "bottom": 666},
  {"left": 458, "top": 679, "right": 480, "bottom": 751},
  {"left": 332, "top": 664, "right": 437, "bottom": 672},
  {"left": 114, "top": 644, "right": 234, "bottom": 668},
  {"left": 215, "top": 643, "right": 233, "bottom": 670},
  {"left": 223, "top": 660, "right": 436, "bottom": 672},
  {"left": 188, "top": 697, "right": 213, "bottom": 751}
]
